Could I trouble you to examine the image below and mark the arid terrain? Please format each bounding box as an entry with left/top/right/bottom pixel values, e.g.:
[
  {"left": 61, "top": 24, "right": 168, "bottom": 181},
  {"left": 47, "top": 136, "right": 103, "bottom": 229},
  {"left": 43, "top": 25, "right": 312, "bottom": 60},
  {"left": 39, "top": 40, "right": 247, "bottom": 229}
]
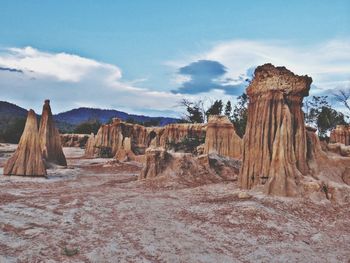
[{"left": 0, "top": 144, "right": 349, "bottom": 263}]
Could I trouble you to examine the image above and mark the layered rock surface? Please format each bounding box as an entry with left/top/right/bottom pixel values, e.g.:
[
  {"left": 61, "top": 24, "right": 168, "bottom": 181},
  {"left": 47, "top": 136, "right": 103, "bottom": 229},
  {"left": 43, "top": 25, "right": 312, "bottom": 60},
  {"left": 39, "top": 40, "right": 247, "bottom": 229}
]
[
  {"left": 204, "top": 115, "right": 241, "bottom": 159},
  {"left": 39, "top": 100, "right": 67, "bottom": 166},
  {"left": 85, "top": 118, "right": 157, "bottom": 158},
  {"left": 4, "top": 110, "right": 46, "bottom": 176},
  {"left": 330, "top": 125, "right": 350, "bottom": 145},
  {"left": 85, "top": 118, "right": 206, "bottom": 158}
]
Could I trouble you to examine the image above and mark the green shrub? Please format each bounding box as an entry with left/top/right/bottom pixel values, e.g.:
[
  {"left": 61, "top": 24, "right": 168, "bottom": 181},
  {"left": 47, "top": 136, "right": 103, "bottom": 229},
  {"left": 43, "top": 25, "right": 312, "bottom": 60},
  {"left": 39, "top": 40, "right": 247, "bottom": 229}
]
[{"left": 166, "top": 135, "right": 205, "bottom": 153}]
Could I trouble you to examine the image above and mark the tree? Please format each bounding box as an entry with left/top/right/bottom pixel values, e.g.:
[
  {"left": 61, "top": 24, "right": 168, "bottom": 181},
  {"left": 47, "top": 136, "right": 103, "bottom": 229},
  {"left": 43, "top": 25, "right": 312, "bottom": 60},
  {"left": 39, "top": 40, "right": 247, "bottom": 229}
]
[
  {"left": 304, "top": 96, "right": 330, "bottom": 126},
  {"left": 206, "top": 100, "right": 223, "bottom": 120},
  {"left": 224, "top": 101, "right": 232, "bottom": 119},
  {"left": 179, "top": 99, "right": 205, "bottom": 123},
  {"left": 74, "top": 119, "right": 101, "bottom": 134},
  {"left": 304, "top": 95, "right": 347, "bottom": 137},
  {"left": 317, "top": 106, "right": 346, "bottom": 138},
  {"left": 232, "top": 93, "right": 248, "bottom": 138}
]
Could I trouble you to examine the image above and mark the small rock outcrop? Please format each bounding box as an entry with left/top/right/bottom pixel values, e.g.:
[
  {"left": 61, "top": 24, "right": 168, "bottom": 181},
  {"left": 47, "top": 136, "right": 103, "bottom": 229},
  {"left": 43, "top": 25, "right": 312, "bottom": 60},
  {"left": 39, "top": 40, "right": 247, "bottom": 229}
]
[
  {"left": 330, "top": 125, "right": 350, "bottom": 145},
  {"left": 60, "top": 134, "right": 90, "bottom": 147},
  {"left": 239, "top": 64, "right": 312, "bottom": 196},
  {"left": 115, "top": 137, "right": 136, "bottom": 161},
  {"left": 4, "top": 110, "right": 47, "bottom": 176},
  {"left": 139, "top": 148, "right": 171, "bottom": 179},
  {"left": 139, "top": 148, "right": 240, "bottom": 187},
  {"left": 39, "top": 100, "right": 67, "bottom": 166},
  {"left": 204, "top": 115, "right": 241, "bottom": 159},
  {"left": 327, "top": 143, "right": 350, "bottom": 157}
]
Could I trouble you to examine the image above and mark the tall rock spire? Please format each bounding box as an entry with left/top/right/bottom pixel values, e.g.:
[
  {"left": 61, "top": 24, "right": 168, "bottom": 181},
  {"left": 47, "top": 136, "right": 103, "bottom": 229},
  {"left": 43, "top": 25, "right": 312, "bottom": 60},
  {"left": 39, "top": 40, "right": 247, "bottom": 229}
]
[{"left": 39, "top": 100, "right": 67, "bottom": 166}]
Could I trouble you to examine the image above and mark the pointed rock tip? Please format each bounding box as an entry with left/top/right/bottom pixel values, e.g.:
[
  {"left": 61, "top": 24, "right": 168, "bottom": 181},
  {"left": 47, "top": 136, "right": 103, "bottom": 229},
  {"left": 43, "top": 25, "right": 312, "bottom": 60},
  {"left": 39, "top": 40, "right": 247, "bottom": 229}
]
[{"left": 28, "top": 109, "right": 36, "bottom": 116}]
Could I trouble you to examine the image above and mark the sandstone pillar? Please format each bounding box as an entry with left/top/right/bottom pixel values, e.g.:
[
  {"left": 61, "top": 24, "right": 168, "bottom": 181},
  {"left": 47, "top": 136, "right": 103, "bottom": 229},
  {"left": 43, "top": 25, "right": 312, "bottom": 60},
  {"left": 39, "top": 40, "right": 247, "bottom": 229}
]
[{"left": 239, "top": 64, "right": 312, "bottom": 196}]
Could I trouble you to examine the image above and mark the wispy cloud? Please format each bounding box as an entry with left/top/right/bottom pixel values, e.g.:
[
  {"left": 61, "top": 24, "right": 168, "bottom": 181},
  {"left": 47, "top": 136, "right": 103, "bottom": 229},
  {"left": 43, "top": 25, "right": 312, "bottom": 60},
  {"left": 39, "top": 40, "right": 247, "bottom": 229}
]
[{"left": 0, "top": 66, "right": 23, "bottom": 73}]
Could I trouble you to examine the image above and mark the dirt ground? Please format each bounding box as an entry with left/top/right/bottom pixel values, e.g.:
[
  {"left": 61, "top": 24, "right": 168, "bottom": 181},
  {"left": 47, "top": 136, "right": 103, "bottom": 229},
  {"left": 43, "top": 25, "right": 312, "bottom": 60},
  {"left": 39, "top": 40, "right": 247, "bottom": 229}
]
[{"left": 0, "top": 144, "right": 349, "bottom": 263}]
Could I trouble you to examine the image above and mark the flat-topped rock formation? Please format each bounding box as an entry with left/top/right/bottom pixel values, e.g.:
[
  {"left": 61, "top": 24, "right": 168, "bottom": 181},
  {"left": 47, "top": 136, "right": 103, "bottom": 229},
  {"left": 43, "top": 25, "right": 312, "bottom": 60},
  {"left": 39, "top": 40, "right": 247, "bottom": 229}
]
[
  {"left": 60, "top": 133, "right": 90, "bottom": 147},
  {"left": 39, "top": 100, "right": 67, "bottom": 166},
  {"left": 204, "top": 115, "right": 241, "bottom": 159},
  {"left": 330, "top": 125, "right": 350, "bottom": 145},
  {"left": 4, "top": 110, "right": 47, "bottom": 176},
  {"left": 239, "top": 64, "right": 312, "bottom": 196}
]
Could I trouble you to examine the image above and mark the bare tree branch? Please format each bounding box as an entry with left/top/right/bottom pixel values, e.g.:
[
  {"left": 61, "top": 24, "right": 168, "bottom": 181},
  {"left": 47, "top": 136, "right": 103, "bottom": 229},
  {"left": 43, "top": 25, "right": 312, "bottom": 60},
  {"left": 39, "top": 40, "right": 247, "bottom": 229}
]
[{"left": 333, "top": 89, "right": 350, "bottom": 114}]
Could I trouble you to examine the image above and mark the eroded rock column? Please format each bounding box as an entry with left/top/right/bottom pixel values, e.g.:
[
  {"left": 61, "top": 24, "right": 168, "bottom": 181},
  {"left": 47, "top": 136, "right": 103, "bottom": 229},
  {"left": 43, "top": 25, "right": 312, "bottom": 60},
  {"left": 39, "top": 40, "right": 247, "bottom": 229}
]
[
  {"left": 204, "top": 115, "right": 241, "bottom": 159},
  {"left": 39, "top": 100, "right": 67, "bottom": 166},
  {"left": 4, "top": 110, "right": 47, "bottom": 176},
  {"left": 239, "top": 64, "right": 312, "bottom": 196}
]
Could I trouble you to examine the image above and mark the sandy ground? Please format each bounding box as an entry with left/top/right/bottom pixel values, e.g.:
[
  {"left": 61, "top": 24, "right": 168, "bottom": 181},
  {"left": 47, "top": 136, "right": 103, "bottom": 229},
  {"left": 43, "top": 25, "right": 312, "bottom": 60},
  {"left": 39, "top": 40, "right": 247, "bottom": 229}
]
[{"left": 0, "top": 144, "right": 349, "bottom": 263}]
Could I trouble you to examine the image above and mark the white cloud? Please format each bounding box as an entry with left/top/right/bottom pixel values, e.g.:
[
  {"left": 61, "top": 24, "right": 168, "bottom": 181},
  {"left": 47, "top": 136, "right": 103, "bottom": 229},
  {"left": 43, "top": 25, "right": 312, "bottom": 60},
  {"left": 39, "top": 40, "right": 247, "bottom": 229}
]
[
  {"left": 0, "top": 46, "right": 185, "bottom": 117},
  {"left": 169, "top": 39, "right": 350, "bottom": 95},
  {"left": 0, "top": 46, "right": 112, "bottom": 82}
]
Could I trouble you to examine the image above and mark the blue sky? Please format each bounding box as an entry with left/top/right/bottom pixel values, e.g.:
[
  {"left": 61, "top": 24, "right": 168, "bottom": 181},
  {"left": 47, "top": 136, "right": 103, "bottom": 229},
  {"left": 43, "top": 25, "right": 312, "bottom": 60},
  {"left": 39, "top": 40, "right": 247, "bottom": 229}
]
[{"left": 0, "top": 0, "right": 349, "bottom": 116}]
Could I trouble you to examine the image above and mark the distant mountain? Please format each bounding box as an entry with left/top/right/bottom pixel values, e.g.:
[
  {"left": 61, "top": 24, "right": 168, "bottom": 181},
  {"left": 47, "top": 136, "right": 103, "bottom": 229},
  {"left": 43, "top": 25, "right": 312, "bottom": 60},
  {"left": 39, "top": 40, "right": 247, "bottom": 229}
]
[
  {"left": 54, "top": 107, "right": 179, "bottom": 126},
  {"left": 0, "top": 101, "right": 180, "bottom": 131},
  {"left": 0, "top": 101, "right": 27, "bottom": 118}
]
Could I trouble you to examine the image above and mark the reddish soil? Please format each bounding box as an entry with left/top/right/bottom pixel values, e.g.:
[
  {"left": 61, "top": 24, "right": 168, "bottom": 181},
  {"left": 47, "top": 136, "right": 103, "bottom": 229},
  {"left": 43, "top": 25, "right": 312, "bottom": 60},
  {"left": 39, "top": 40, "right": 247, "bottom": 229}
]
[{"left": 0, "top": 146, "right": 349, "bottom": 262}]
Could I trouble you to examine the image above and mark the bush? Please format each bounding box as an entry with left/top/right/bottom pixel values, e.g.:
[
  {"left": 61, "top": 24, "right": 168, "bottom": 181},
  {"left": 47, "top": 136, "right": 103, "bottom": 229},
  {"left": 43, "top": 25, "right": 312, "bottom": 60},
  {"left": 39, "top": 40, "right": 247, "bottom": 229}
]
[
  {"left": 97, "top": 146, "right": 112, "bottom": 158},
  {"left": 74, "top": 119, "right": 101, "bottom": 134},
  {"left": 166, "top": 135, "right": 205, "bottom": 153}
]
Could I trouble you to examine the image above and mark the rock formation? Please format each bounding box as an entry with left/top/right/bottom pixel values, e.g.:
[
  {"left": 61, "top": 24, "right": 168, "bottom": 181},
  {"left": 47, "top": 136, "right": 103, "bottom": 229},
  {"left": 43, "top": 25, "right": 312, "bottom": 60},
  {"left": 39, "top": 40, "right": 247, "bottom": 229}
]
[
  {"left": 3, "top": 110, "right": 47, "bottom": 176},
  {"left": 139, "top": 147, "right": 240, "bottom": 186},
  {"left": 157, "top": 123, "right": 206, "bottom": 148},
  {"left": 204, "top": 115, "right": 241, "bottom": 159},
  {"left": 139, "top": 148, "right": 171, "bottom": 179},
  {"left": 60, "top": 134, "right": 90, "bottom": 147},
  {"left": 84, "top": 118, "right": 154, "bottom": 158},
  {"left": 39, "top": 100, "right": 67, "bottom": 166},
  {"left": 115, "top": 137, "right": 136, "bottom": 161},
  {"left": 85, "top": 118, "right": 206, "bottom": 158},
  {"left": 330, "top": 125, "right": 350, "bottom": 145},
  {"left": 239, "top": 64, "right": 312, "bottom": 196},
  {"left": 327, "top": 143, "right": 350, "bottom": 157}
]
